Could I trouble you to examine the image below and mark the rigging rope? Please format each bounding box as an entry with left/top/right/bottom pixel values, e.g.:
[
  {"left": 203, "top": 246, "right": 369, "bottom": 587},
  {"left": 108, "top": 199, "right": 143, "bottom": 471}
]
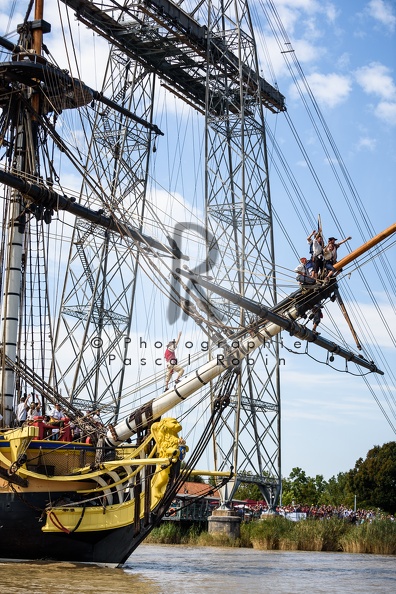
[{"left": 2, "top": 1, "right": 394, "bottom": 433}]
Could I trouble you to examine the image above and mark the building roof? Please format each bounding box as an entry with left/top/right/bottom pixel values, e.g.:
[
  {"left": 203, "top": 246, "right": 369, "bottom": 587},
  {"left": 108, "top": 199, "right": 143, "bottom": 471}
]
[{"left": 176, "top": 481, "right": 219, "bottom": 498}]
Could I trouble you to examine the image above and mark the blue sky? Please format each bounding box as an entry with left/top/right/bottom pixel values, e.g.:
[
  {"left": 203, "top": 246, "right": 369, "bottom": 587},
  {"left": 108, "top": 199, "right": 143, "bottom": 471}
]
[
  {"left": 251, "top": 0, "right": 396, "bottom": 480},
  {"left": 0, "top": 0, "right": 395, "bottom": 484},
  {"left": 141, "top": 0, "right": 396, "bottom": 481}
]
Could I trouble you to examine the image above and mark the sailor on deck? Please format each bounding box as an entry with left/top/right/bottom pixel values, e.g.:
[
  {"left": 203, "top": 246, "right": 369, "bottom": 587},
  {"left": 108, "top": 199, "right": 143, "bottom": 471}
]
[
  {"left": 49, "top": 403, "right": 65, "bottom": 439},
  {"left": 16, "top": 394, "right": 29, "bottom": 426},
  {"left": 27, "top": 402, "right": 38, "bottom": 422}
]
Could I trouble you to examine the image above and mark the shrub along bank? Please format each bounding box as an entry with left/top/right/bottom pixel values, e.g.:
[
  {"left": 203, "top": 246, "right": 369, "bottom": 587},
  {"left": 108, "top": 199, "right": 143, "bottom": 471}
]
[{"left": 146, "top": 516, "right": 396, "bottom": 555}]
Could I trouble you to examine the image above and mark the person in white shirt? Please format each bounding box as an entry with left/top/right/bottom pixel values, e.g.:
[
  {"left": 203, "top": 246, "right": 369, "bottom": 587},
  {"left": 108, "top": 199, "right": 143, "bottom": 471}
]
[
  {"left": 49, "top": 403, "right": 65, "bottom": 440},
  {"left": 294, "top": 257, "right": 316, "bottom": 286},
  {"left": 50, "top": 403, "right": 64, "bottom": 421},
  {"left": 307, "top": 231, "right": 324, "bottom": 279},
  {"left": 323, "top": 236, "right": 351, "bottom": 282},
  {"left": 16, "top": 395, "right": 29, "bottom": 426},
  {"left": 27, "top": 402, "right": 38, "bottom": 421}
]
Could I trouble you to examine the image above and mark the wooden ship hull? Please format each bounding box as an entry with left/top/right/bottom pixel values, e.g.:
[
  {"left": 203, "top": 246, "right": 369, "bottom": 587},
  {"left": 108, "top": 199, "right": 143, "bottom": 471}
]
[
  {"left": 0, "top": 422, "right": 184, "bottom": 564},
  {"left": 0, "top": 490, "right": 138, "bottom": 564}
]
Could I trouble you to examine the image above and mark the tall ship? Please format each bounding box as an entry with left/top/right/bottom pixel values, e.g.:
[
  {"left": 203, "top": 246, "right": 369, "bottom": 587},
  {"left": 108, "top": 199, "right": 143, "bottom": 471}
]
[{"left": 0, "top": 0, "right": 394, "bottom": 565}]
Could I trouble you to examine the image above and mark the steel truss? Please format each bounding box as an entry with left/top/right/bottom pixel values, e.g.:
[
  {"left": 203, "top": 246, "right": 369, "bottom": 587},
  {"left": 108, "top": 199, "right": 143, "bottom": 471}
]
[
  {"left": 203, "top": 2, "right": 282, "bottom": 507},
  {"left": 54, "top": 32, "right": 157, "bottom": 419}
]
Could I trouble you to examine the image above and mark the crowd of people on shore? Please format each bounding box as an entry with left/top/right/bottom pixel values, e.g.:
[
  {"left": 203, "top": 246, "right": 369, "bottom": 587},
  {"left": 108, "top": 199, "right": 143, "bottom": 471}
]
[
  {"left": 276, "top": 503, "right": 394, "bottom": 523},
  {"left": 240, "top": 502, "right": 394, "bottom": 523}
]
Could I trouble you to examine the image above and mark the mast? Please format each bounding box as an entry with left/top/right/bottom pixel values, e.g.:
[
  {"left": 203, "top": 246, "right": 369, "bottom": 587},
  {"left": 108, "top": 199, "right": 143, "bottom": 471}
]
[
  {"left": 0, "top": 128, "right": 25, "bottom": 426},
  {"left": 32, "top": 0, "right": 44, "bottom": 55},
  {"left": 0, "top": 1, "right": 49, "bottom": 425}
]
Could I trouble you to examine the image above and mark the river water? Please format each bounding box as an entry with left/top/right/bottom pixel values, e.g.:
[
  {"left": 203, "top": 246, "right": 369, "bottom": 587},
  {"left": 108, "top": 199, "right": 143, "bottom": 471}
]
[{"left": 0, "top": 545, "right": 394, "bottom": 593}]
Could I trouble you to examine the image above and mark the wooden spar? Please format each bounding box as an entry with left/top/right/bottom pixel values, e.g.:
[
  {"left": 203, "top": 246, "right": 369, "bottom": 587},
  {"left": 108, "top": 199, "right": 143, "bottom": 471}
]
[
  {"left": 32, "top": 0, "right": 45, "bottom": 55},
  {"left": 335, "top": 292, "right": 362, "bottom": 350},
  {"left": 31, "top": 0, "right": 45, "bottom": 118},
  {"left": 0, "top": 168, "right": 187, "bottom": 260},
  {"left": 334, "top": 222, "right": 396, "bottom": 271}
]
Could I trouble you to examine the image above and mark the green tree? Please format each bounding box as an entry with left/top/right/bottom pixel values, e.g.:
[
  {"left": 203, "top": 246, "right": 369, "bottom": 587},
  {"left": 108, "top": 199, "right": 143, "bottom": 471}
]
[
  {"left": 346, "top": 441, "right": 396, "bottom": 514},
  {"left": 313, "top": 474, "right": 327, "bottom": 503},
  {"left": 282, "top": 469, "right": 348, "bottom": 507},
  {"left": 281, "top": 467, "right": 320, "bottom": 505},
  {"left": 234, "top": 481, "right": 262, "bottom": 501},
  {"left": 319, "top": 472, "right": 353, "bottom": 507}
]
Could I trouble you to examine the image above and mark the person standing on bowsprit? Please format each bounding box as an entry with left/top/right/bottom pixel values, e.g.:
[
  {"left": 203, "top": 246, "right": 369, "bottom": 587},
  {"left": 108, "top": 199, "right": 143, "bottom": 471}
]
[
  {"left": 323, "top": 235, "right": 351, "bottom": 282},
  {"left": 307, "top": 230, "right": 324, "bottom": 280},
  {"left": 164, "top": 331, "right": 184, "bottom": 391}
]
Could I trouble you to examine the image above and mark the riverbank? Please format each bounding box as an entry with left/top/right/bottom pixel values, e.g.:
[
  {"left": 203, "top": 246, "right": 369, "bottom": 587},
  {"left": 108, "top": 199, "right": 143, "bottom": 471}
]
[{"left": 146, "top": 516, "right": 396, "bottom": 555}]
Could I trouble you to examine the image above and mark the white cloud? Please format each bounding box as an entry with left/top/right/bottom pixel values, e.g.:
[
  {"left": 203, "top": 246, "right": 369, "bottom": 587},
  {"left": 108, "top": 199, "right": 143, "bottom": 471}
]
[
  {"left": 275, "top": 0, "right": 340, "bottom": 33},
  {"left": 271, "top": 1, "right": 331, "bottom": 36},
  {"left": 355, "top": 63, "right": 396, "bottom": 125},
  {"left": 276, "top": 0, "right": 337, "bottom": 17},
  {"left": 255, "top": 35, "right": 286, "bottom": 81},
  {"left": 376, "top": 100, "right": 396, "bottom": 124},
  {"left": 277, "top": 0, "right": 319, "bottom": 9},
  {"left": 293, "top": 38, "right": 325, "bottom": 62},
  {"left": 355, "top": 62, "right": 396, "bottom": 100},
  {"left": 337, "top": 53, "right": 351, "bottom": 70},
  {"left": 296, "top": 160, "right": 309, "bottom": 168},
  {"left": 289, "top": 72, "right": 352, "bottom": 108},
  {"left": 356, "top": 137, "right": 377, "bottom": 151},
  {"left": 324, "top": 3, "right": 339, "bottom": 23},
  {"left": 367, "top": 0, "right": 396, "bottom": 32},
  {"left": 255, "top": 0, "right": 339, "bottom": 81},
  {"left": 256, "top": 34, "right": 324, "bottom": 85},
  {"left": 274, "top": 5, "right": 301, "bottom": 35},
  {"left": 302, "top": 17, "right": 323, "bottom": 40}
]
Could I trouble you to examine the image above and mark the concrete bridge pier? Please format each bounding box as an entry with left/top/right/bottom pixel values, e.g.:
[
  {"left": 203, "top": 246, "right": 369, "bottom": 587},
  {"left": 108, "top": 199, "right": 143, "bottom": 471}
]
[{"left": 208, "top": 507, "right": 241, "bottom": 539}]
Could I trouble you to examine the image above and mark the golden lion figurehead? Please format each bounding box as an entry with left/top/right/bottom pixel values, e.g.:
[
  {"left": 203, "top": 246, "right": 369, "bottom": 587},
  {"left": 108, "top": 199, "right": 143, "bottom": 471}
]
[
  {"left": 150, "top": 418, "right": 183, "bottom": 506},
  {"left": 151, "top": 417, "right": 181, "bottom": 459}
]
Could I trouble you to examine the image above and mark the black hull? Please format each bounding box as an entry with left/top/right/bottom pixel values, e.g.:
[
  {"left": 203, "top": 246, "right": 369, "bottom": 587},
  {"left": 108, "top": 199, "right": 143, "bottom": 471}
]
[{"left": 0, "top": 491, "right": 154, "bottom": 565}]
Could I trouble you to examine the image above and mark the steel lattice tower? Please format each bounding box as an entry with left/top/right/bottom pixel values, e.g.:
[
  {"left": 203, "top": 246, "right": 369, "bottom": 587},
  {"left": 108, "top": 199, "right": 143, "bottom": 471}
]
[
  {"left": 53, "top": 36, "right": 158, "bottom": 419},
  {"left": 58, "top": 0, "right": 285, "bottom": 507},
  {"left": 203, "top": 3, "right": 284, "bottom": 507}
]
